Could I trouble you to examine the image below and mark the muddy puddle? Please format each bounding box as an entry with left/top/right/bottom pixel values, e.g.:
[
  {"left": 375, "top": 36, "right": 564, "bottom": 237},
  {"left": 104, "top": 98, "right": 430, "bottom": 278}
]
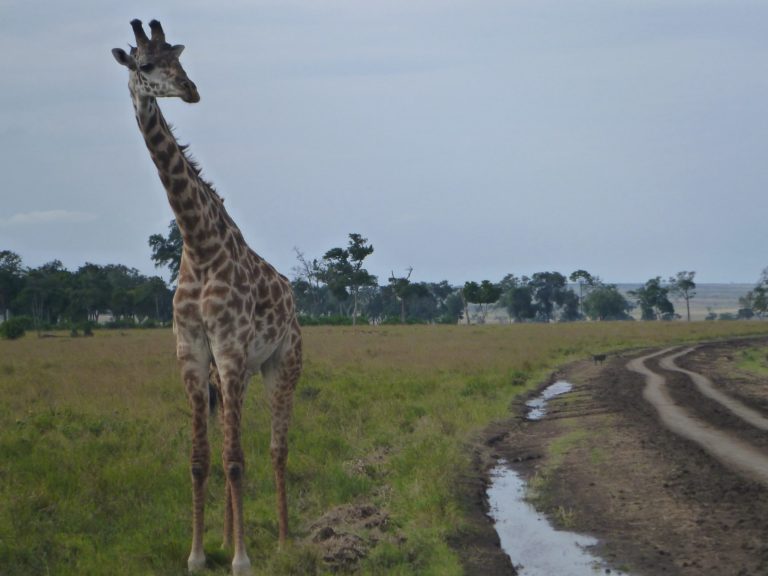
[
  {"left": 525, "top": 380, "right": 573, "bottom": 420},
  {"left": 488, "top": 381, "right": 628, "bottom": 575}
]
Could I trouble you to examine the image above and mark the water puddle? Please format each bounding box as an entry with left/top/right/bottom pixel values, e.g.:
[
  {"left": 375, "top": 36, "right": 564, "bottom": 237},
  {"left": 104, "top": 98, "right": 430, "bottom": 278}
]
[
  {"left": 525, "top": 380, "right": 573, "bottom": 420},
  {"left": 487, "top": 380, "right": 629, "bottom": 575},
  {"left": 488, "top": 463, "right": 625, "bottom": 575}
]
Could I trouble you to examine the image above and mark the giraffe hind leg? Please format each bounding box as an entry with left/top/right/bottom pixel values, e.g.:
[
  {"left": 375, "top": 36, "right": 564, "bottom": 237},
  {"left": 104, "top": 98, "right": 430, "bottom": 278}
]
[
  {"left": 270, "top": 392, "right": 293, "bottom": 545},
  {"left": 262, "top": 340, "right": 301, "bottom": 544}
]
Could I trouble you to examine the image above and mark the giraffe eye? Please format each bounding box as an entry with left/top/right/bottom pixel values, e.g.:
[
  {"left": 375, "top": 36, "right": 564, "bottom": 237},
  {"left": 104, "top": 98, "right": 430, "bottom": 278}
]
[{"left": 140, "top": 63, "right": 156, "bottom": 73}]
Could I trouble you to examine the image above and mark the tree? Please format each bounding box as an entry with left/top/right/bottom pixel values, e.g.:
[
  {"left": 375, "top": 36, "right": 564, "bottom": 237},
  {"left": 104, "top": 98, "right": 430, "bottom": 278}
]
[
  {"left": 430, "top": 281, "right": 463, "bottom": 324},
  {"left": 462, "top": 280, "right": 501, "bottom": 323},
  {"left": 133, "top": 276, "right": 174, "bottom": 322},
  {"left": 753, "top": 286, "right": 768, "bottom": 318},
  {"left": 70, "top": 263, "right": 111, "bottom": 322},
  {"left": 149, "top": 219, "right": 183, "bottom": 284},
  {"left": 102, "top": 264, "right": 146, "bottom": 320},
  {"left": 499, "top": 274, "right": 535, "bottom": 323},
  {"left": 322, "top": 233, "right": 376, "bottom": 325},
  {"left": 0, "top": 250, "right": 24, "bottom": 321},
  {"left": 669, "top": 271, "right": 696, "bottom": 322},
  {"left": 16, "top": 261, "right": 72, "bottom": 329},
  {"left": 582, "top": 283, "right": 632, "bottom": 321},
  {"left": 569, "top": 269, "right": 595, "bottom": 317},
  {"left": 742, "top": 270, "right": 768, "bottom": 319},
  {"left": 630, "top": 277, "right": 675, "bottom": 320},
  {"left": 530, "top": 271, "right": 572, "bottom": 322},
  {"left": 461, "top": 281, "right": 479, "bottom": 324},
  {"left": 292, "top": 248, "right": 330, "bottom": 317},
  {"left": 558, "top": 290, "right": 581, "bottom": 322},
  {"left": 389, "top": 268, "right": 431, "bottom": 323},
  {"left": 477, "top": 280, "right": 502, "bottom": 322}
]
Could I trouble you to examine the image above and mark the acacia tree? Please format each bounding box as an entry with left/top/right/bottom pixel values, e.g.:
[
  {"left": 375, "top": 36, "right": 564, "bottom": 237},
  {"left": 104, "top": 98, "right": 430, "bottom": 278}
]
[
  {"left": 569, "top": 269, "right": 595, "bottom": 317},
  {"left": 461, "top": 281, "right": 479, "bottom": 324},
  {"left": 582, "top": 283, "right": 632, "bottom": 321},
  {"left": 149, "top": 219, "right": 183, "bottom": 284},
  {"left": 669, "top": 271, "right": 696, "bottom": 322},
  {"left": 322, "top": 233, "right": 376, "bottom": 325},
  {"left": 630, "top": 277, "right": 675, "bottom": 320},
  {"left": 462, "top": 280, "right": 501, "bottom": 323}
]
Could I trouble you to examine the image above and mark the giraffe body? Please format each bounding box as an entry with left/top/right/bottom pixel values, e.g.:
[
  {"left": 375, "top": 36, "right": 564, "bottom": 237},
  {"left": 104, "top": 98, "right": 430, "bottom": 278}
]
[{"left": 112, "top": 20, "right": 301, "bottom": 575}]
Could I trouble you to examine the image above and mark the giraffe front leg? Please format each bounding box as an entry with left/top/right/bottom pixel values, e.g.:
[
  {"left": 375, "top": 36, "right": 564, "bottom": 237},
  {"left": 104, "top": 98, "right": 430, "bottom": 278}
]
[
  {"left": 185, "top": 371, "right": 211, "bottom": 573},
  {"left": 221, "top": 381, "right": 252, "bottom": 576}
]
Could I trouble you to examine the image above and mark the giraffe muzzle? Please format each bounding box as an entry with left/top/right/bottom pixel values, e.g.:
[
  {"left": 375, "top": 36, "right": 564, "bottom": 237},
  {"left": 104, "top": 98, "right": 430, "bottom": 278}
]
[{"left": 180, "top": 80, "right": 200, "bottom": 103}]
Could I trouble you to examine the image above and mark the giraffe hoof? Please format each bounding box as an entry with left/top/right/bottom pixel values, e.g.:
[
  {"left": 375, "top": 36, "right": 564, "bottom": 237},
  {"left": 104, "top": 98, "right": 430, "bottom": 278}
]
[
  {"left": 232, "top": 556, "right": 253, "bottom": 576},
  {"left": 188, "top": 552, "right": 206, "bottom": 573}
]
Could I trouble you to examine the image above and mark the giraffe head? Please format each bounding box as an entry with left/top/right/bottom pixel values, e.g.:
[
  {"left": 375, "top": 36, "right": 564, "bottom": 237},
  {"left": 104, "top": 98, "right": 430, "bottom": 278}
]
[{"left": 112, "top": 19, "right": 200, "bottom": 103}]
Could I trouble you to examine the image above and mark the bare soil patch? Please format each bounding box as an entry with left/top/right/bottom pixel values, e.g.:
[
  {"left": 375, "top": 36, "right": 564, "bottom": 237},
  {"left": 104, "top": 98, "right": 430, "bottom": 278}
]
[
  {"left": 306, "top": 503, "right": 400, "bottom": 572},
  {"left": 460, "top": 338, "right": 768, "bottom": 576}
]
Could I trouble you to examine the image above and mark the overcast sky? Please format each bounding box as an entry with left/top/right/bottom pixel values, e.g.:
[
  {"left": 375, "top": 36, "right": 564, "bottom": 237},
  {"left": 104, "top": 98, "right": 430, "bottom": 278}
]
[{"left": 2, "top": 1, "right": 767, "bottom": 285}]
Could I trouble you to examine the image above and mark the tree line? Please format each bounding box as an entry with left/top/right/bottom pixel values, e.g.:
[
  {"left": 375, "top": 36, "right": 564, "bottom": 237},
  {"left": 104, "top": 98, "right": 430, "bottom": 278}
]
[
  {"left": 289, "top": 232, "right": 702, "bottom": 325},
  {"left": 6, "top": 222, "right": 764, "bottom": 333},
  {"left": 0, "top": 250, "right": 173, "bottom": 333}
]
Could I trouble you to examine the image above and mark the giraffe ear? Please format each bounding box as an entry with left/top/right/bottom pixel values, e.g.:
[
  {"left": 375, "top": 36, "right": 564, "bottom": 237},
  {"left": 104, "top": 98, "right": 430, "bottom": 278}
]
[
  {"left": 171, "top": 44, "right": 185, "bottom": 58},
  {"left": 112, "top": 48, "right": 137, "bottom": 70}
]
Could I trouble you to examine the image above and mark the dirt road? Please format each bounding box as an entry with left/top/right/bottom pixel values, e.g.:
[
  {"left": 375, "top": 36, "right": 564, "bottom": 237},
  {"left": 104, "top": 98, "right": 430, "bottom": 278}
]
[
  {"left": 459, "top": 337, "right": 768, "bottom": 576},
  {"left": 628, "top": 347, "right": 768, "bottom": 486}
]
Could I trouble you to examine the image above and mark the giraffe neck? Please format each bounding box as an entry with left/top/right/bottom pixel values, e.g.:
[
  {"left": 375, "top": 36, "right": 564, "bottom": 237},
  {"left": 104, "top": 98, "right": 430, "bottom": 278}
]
[{"left": 131, "top": 89, "right": 240, "bottom": 267}]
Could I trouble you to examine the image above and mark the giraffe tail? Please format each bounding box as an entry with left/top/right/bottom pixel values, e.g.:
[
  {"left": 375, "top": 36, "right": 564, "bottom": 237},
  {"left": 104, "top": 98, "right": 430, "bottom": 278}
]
[{"left": 208, "top": 363, "right": 222, "bottom": 417}]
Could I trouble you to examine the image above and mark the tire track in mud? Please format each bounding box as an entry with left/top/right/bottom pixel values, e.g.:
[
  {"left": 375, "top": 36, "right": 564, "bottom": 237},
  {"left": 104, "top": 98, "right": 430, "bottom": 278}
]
[
  {"left": 627, "top": 348, "right": 768, "bottom": 486},
  {"left": 660, "top": 347, "right": 768, "bottom": 432}
]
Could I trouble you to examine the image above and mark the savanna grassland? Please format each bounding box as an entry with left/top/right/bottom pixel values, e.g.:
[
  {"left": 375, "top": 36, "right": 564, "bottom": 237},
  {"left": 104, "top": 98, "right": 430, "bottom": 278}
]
[{"left": 2, "top": 321, "right": 768, "bottom": 575}]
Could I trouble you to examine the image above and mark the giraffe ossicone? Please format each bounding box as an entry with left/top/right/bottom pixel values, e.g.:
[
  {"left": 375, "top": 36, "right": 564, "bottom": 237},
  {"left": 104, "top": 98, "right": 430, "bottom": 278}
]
[{"left": 112, "top": 19, "right": 302, "bottom": 576}]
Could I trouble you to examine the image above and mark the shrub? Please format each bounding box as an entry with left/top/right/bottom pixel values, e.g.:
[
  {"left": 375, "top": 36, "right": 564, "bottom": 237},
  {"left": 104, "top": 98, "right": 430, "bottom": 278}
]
[{"left": 0, "top": 317, "right": 28, "bottom": 340}]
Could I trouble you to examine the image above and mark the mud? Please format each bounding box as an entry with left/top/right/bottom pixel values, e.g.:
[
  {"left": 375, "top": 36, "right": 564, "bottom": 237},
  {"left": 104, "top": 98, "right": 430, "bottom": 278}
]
[
  {"left": 306, "top": 503, "right": 401, "bottom": 572},
  {"left": 458, "top": 337, "right": 768, "bottom": 576}
]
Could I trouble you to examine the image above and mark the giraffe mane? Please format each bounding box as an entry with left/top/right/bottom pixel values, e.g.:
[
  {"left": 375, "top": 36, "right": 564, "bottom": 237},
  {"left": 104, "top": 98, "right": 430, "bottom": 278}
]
[{"left": 165, "top": 121, "right": 224, "bottom": 204}]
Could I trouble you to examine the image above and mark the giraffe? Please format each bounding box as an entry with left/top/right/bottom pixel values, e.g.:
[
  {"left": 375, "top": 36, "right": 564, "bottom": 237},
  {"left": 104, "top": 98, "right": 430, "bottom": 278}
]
[{"left": 112, "top": 20, "right": 302, "bottom": 575}]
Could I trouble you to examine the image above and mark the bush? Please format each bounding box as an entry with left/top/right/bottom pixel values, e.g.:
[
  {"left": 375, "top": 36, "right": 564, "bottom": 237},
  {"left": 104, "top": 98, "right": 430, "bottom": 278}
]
[{"left": 0, "top": 317, "right": 28, "bottom": 340}]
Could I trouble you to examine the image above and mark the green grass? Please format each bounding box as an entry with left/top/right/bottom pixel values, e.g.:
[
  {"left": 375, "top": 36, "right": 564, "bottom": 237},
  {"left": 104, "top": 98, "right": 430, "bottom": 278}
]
[
  {"left": 737, "top": 347, "right": 768, "bottom": 376},
  {"left": 1, "top": 321, "right": 767, "bottom": 574}
]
